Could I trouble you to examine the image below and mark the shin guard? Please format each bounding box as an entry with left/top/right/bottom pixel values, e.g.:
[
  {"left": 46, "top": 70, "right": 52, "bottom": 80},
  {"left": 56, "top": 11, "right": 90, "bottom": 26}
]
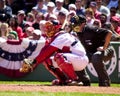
[
  {"left": 43, "top": 58, "right": 67, "bottom": 83},
  {"left": 54, "top": 53, "right": 78, "bottom": 80}
]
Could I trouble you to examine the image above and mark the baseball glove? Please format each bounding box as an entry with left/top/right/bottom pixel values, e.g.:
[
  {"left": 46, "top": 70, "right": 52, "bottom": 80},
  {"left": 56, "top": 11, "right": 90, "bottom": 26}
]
[{"left": 19, "top": 59, "right": 34, "bottom": 73}]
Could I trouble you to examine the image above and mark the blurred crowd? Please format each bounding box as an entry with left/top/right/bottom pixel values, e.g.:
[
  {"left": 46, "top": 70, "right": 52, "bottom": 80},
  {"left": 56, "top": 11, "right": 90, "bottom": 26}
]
[{"left": 0, "top": 0, "right": 120, "bottom": 41}]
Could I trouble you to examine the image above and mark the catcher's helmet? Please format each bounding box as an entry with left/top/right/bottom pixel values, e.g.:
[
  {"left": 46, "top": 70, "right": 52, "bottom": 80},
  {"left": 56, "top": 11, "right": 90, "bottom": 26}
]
[{"left": 45, "top": 20, "right": 61, "bottom": 37}]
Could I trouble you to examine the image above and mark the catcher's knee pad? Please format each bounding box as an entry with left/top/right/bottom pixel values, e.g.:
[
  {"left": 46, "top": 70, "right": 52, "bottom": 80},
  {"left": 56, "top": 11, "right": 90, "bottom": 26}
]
[
  {"left": 44, "top": 58, "right": 67, "bottom": 82},
  {"left": 54, "top": 53, "right": 68, "bottom": 66},
  {"left": 54, "top": 53, "right": 78, "bottom": 80}
]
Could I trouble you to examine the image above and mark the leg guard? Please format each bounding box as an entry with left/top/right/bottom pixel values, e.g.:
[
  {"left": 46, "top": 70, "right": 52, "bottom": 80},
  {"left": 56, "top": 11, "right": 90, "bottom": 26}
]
[
  {"left": 43, "top": 58, "right": 67, "bottom": 85},
  {"left": 75, "top": 69, "right": 91, "bottom": 86},
  {"left": 91, "top": 51, "right": 110, "bottom": 86},
  {"left": 54, "top": 53, "right": 78, "bottom": 81}
]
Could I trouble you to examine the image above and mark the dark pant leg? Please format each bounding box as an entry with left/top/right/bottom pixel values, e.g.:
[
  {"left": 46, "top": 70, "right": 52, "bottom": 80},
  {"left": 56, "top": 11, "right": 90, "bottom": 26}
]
[{"left": 91, "top": 48, "right": 113, "bottom": 86}]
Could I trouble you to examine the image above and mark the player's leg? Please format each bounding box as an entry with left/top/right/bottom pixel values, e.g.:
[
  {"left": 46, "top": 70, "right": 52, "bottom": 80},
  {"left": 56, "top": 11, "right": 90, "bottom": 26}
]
[
  {"left": 91, "top": 51, "right": 111, "bottom": 86},
  {"left": 54, "top": 52, "right": 89, "bottom": 85},
  {"left": 43, "top": 58, "right": 67, "bottom": 85},
  {"left": 54, "top": 53, "right": 78, "bottom": 81},
  {"left": 75, "top": 69, "right": 91, "bottom": 86}
]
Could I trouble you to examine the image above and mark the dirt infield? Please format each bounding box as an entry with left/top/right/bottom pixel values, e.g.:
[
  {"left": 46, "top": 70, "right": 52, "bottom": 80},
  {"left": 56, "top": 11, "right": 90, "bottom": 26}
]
[{"left": 0, "top": 84, "right": 120, "bottom": 94}]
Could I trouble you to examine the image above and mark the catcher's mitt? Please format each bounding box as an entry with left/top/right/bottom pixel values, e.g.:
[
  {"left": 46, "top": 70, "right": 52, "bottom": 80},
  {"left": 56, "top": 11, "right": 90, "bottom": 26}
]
[{"left": 19, "top": 59, "right": 34, "bottom": 73}]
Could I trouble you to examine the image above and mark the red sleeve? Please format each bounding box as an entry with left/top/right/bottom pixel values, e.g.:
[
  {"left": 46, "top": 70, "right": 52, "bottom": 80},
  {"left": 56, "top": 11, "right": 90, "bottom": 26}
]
[
  {"left": 15, "top": 27, "right": 24, "bottom": 39},
  {"left": 35, "top": 45, "right": 59, "bottom": 65}
]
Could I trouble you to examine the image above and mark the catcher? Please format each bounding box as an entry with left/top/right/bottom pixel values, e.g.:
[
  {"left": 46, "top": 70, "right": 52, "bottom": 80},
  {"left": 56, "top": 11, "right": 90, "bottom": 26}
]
[{"left": 20, "top": 20, "right": 89, "bottom": 85}]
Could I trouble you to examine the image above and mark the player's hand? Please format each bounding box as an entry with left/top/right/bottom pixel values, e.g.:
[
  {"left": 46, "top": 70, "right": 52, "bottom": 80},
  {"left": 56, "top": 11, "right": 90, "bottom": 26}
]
[{"left": 19, "top": 59, "right": 34, "bottom": 73}]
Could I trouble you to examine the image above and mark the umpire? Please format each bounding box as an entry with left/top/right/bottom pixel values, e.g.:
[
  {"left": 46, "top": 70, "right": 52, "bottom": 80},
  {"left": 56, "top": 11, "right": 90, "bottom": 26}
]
[{"left": 70, "top": 15, "right": 114, "bottom": 87}]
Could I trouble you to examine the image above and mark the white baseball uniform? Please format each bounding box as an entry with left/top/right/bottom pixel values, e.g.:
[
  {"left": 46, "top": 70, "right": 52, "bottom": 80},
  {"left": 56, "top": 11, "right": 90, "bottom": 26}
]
[{"left": 50, "top": 32, "right": 89, "bottom": 71}]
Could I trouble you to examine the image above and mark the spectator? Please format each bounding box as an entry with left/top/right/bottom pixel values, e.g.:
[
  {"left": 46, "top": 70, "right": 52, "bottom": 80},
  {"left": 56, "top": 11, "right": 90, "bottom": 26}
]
[
  {"left": 17, "top": 10, "right": 26, "bottom": 31},
  {"left": 53, "top": 0, "right": 68, "bottom": 16},
  {"left": 107, "top": 0, "right": 119, "bottom": 9},
  {"left": 7, "top": 31, "right": 18, "bottom": 40},
  {"left": 82, "top": 0, "right": 91, "bottom": 9},
  {"left": 48, "top": 14, "right": 57, "bottom": 21},
  {"left": 23, "top": 21, "right": 33, "bottom": 34},
  {"left": 110, "top": 7, "right": 118, "bottom": 17},
  {"left": 31, "top": 6, "right": 39, "bottom": 18},
  {"left": 0, "top": 0, "right": 12, "bottom": 22},
  {"left": 44, "top": 1, "right": 55, "bottom": 20},
  {"left": 109, "top": 7, "right": 120, "bottom": 21},
  {"left": 26, "top": 12, "right": 35, "bottom": 23},
  {"left": 102, "top": 0, "right": 109, "bottom": 6},
  {"left": 0, "top": 22, "right": 9, "bottom": 38},
  {"left": 23, "top": 26, "right": 34, "bottom": 38},
  {"left": 29, "top": 29, "right": 42, "bottom": 40},
  {"left": 75, "top": 0, "right": 85, "bottom": 16},
  {"left": 117, "top": 0, "right": 120, "bottom": 14},
  {"left": 64, "top": 24, "right": 72, "bottom": 33},
  {"left": 32, "top": 12, "right": 44, "bottom": 29},
  {"left": 39, "top": 20, "right": 47, "bottom": 38},
  {"left": 110, "top": 16, "right": 120, "bottom": 35},
  {"left": 57, "top": 11, "right": 67, "bottom": 29},
  {"left": 9, "top": 15, "right": 24, "bottom": 39},
  {"left": 95, "top": 0, "right": 110, "bottom": 17},
  {"left": 99, "top": 13, "right": 108, "bottom": 28},
  {"left": 103, "top": 22, "right": 120, "bottom": 41},
  {"left": 6, "top": 0, "right": 25, "bottom": 15},
  {"left": 68, "top": 4, "right": 76, "bottom": 12},
  {"left": 67, "top": 10, "right": 76, "bottom": 23},
  {"left": 93, "top": 19, "right": 101, "bottom": 27},
  {"left": 89, "top": 1, "right": 101, "bottom": 19},
  {"left": 24, "top": 0, "right": 37, "bottom": 13},
  {"left": 63, "top": 0, "right": 75, "bottom": 9},
  {"left": 85, "top": 8, "right": 95, "bottom": 26},
  {"left": 34, "top": 0, "right": 47, "bottom": 14}
]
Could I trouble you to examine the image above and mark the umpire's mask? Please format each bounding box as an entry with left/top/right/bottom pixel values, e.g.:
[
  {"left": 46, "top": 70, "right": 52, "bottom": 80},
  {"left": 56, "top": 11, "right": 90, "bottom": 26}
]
[{"left": 70, "top": 15, "right": 86, "bottom": 32}]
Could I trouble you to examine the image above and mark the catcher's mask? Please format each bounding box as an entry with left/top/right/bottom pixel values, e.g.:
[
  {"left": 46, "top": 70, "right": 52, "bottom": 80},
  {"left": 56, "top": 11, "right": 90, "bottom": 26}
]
[
  {"left": 70, "top": 15, "right": 86, "bottom": 32},
  {"left": 45, "top": 20, "right": 61, "bottom": 37}
]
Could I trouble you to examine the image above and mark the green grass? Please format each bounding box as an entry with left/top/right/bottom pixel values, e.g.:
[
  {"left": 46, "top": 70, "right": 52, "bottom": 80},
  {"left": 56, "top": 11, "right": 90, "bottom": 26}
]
[
  {"left": 0, "top": 81, "right": 119, "bottom": 87},
  {"left": 0, "top": 92, "right": 120, "bottom": 96},
  {"left": 0, "top": 81, "right": 51, "bottom": 85},
  {"left": 0, "top": 81, "right": 120, "bottom": 96}
]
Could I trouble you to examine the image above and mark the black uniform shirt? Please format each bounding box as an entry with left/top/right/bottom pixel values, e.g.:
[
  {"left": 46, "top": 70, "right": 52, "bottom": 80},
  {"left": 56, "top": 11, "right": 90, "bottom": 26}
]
[{"left": 76, "top": 25, "right": 108, "bottom": 53}]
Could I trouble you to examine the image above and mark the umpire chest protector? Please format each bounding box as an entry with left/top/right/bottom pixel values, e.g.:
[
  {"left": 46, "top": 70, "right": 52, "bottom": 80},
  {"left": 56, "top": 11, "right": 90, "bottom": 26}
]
[{"left": 76, "top": 26, "right": 108, "bottom": 53}]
